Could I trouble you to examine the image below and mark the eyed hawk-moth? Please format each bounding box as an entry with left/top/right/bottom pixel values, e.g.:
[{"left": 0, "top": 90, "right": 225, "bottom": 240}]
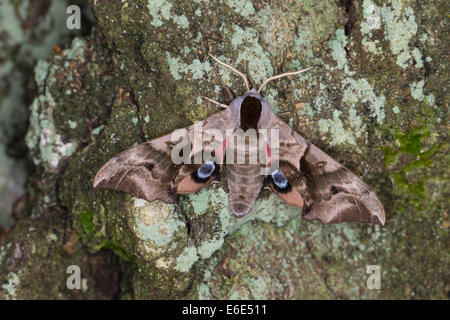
[{"left": 93, "top": 55, "right": 385, "bottom": 226}]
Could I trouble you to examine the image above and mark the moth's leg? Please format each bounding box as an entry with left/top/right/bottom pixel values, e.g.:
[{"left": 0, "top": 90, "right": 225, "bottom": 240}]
[{"left": 201, "top": 96, "right": 228, "bottom": 109}]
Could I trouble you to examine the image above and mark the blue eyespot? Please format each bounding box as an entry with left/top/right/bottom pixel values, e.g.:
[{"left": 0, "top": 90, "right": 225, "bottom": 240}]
[
  {"left": 270, "top": 169, "right": 291, "bottom": 193},
  {"left": 197, "top": 160, "right": 215, "bottom": 179},
  {"left": 271, "top": 169, "right": 288, "bottom": 187},
  {"left": 192, "top": 160, "right": 218, "bottom": 183}
]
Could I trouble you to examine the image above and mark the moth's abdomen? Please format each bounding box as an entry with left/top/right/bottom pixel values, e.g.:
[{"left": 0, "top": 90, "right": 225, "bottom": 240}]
[
  {"left": 225, "top": 132, "right": 268, "bottom": 217},
  {"left": 226, "top": 164, "right": 264, "bottom": 217}
]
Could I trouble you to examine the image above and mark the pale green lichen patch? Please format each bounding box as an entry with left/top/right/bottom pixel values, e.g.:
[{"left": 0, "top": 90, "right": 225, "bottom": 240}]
[
  {"left": 166, "top": 52, "right": 182, "bottom": 80},
  {"left": 244, "top": 275, "right": 270, "bottom": 299},
  {"left": 91, "top": 125, "right": 105, "bottom": 136},
  {"left": 26, "top": 97, "right": 78, "bottom": 168},
  {"left": 342, "top": 78, "right": 386, "bottom": 125},
  {"left": 197, "top": 282, "right": 212, "bottom": 299},
  {"left": 225, "top": 0, "right": 255, "bottom": 18},
  {"left": 166, "top": 52, "right": 211, "bottom": 81},
  {"left": 228, "top": 286, "right": 252, "bottom": 300},
  {"left": 147, "top": 0, "right": 174, "bottom": 27},
  {"left": 188, "top": 189, "right": 210, "bottom": 217},
  {"left": 0, "top": 1, "right": 25, "bottom": 51},
  {"left": 185, "top": 59, "right": 211, "bottom": 80},
  {"left": 360, "top": 0, "right": 382, "bottom": 54},
  {"left": 236, "top": 193, "right": 301, "bottom": 229},
  {"left": 318, "top": 110, "right": 361, "bottom": 146},
  {"left": 381, "top": 0, "right": 421, "bottom": 69},
  {"left": 184, "top": 185, "right": 302, "bottom": 268},
  {"left": 128, "top": 197, "right": 193, "bottom": 267},
  {"left": 329, "top": 29, "right": 348, "bottom": 70},
  {"left": 62, "top": 38, "right": 86, "bottom": 63},
  {"left": 361, "top": 0, "right": 381, "bottom": 34},
  {"left": 322, "top": 29, "right": 387, "bottom": 146},
  {"left": 34, "top": 60, "right": 50, "bottom": 87},
  {"left": 221, "top": 24, "right": 273, "bottom": 85},
  {"left": 0, "top": 246, "right": 5, "bottom": 264},
  {"left": 411, "top": 48, "right": 423, "bottom": 68},
  {"left": 1, "top": 272, "right": 20, "bottom": 300},
  {"left": 210, "top": 188, "right": 234, "bottom": 236},
  {"left": 189, "top": 185, "right": 301, "bottom": 237},
  {"left": 25, "top": 38, "right": 87, "bottom": 169},
  {"left": 409, "top": 80, "right": 434, "bottom": 104},
  {"left": 410, "top": 80, "right": 425, "bottom": 101},
  {"left": 197, "top": 238, "right": 224, "bottom": 259},
  {"left": 146, "top": 0, "right": 190, "bottom": 29},
  {"left": 132, "top": 199, "right": 184, "bottom": 249},
  {"left": 175, "top": 245, "right": 199, "bottom": 272},
  {"left": 46, "top": 233, "right": 58, "bottom": 243},
  {"left": 68, "top": 120, "right": 77, "bottom": 129}
]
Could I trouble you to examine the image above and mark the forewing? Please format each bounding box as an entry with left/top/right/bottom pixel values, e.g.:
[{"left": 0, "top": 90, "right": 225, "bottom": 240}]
[
  {"left": 271, "top": 116, "right": 385, "bottom": 226},
  {"left": 93, "top": 133, "right": 184, "bottom": 203},
  {"left": 93, "top": 109, "right": 233, "bottom": 203}
]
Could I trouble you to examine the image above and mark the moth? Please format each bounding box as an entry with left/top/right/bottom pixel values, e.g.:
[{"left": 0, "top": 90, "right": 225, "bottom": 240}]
[{"left": 93, "top": 54, "right": 385, "bottom": 226}]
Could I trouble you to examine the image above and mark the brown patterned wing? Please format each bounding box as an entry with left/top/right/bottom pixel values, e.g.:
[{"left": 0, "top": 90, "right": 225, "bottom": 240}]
[
  {"left": 272, "top": 116, "right": 385, "bottom": 226},
  {"left": 93, "top": 135, "right": 183, "bottom": 203},
  {"left": 93, "top": 109, "right": 233, "bottom": 203}
]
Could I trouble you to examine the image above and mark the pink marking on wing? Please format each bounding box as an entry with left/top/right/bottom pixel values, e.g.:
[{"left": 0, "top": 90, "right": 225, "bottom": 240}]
[
  {"left": 273, "top": 187, "right": 304, "bottom": 208},
  {"left": 264, "top": 142, "right": 273, "bottom": 167},
  {"left": 215, "top": 138, "right": 228, "bottom": 163},
  {"left": 266, "top": 143, "right": 272, "bottom": 158},
  {"left": 222, "top": 138, "right": 228, "bottom": 151},
  {"left": 177, "top": 175, "right": 204, "bottom": 194}
]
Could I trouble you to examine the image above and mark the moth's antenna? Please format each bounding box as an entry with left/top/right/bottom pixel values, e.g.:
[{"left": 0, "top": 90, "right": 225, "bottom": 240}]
[
  {"left": 209, "top": 54, "right": 249, "bottom": 92},
  {"left": 258, "top": 67, "right": 313, "bottom": 93},
  {"left": 201, "top": 96, "right": 228, "bottom": 109}
]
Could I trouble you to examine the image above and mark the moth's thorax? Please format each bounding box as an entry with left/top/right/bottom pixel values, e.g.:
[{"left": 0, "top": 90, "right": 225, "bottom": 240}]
[
  {"left": 240, "top": 96, "right": 261, "bottom": 130},
  {"left": 228, "top": 88, "right": 273, "bottom": 131}
]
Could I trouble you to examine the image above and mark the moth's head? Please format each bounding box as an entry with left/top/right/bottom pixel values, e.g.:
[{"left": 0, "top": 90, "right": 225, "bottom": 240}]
[
  {"left": 229, "top": 89, "right": 273, "bottom": 130},
  {"left": 208, "top": 54, "right": 312, "bottom": 129}
]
